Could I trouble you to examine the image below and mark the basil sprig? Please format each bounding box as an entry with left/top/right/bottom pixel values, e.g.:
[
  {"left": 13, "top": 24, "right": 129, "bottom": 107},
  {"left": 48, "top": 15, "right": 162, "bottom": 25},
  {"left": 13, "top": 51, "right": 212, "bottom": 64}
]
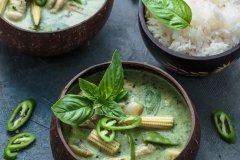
[
  {"left": 51, "top": 50, "right": 127, "bottom": 125},
  {"left": 142, "top": 0, "right": 192, "bottom": 30}
]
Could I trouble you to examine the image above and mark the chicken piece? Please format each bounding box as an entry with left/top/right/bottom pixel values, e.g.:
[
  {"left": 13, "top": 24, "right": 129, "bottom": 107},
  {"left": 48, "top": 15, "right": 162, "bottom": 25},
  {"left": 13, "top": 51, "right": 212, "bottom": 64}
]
[
  {"left": 53, "top": 0, "right": 67, "bottom": 11},
  {"left": 6, "top": 0, "right": 26, "bottom": 21},
  {"left": 122, "top": 101, "right": 144, "bottom": 116},
  {"left": 78, "top": 114, "right": 100, "bottom": 129},
  {"left": 136, "top": 143, "right": 156, "bottom": 157},
  {"left": 68, "top": 139, "right": 93, "bottom": 158},
  {"left": 46, "top": 0, "right": 57, "bottom": 9}
]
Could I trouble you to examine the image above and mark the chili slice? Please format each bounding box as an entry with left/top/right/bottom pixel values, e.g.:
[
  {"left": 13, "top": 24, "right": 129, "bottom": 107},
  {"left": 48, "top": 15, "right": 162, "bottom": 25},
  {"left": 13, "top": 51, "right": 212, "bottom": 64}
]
[
  {"left": 7, "top": 99, "right": 36, "bottom": 131},
  {"left": 213, "top": 110, "right": 236, "bottom": 144},
  {"left": 100, "top": 115, "right": 142, "bottom": 130},
  {"left": 96, "top": 120, "right": 115, "bottom": 142},
  {"left": 4, "top": 132, "right": 36, "bottom": 160}
]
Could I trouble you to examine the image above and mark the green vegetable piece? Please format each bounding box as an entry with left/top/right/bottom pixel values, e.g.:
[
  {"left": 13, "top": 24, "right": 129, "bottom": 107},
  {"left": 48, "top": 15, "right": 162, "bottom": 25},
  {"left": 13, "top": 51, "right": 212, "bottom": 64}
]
[
  {"left": 143, "top": 132, "right": 178, "bottom": 145},
  {"left": 100, "top": 115, "right": 142, "bottom": 130},
  {"left": 213, "top": 110, "right": 236, "bottom": 144},
  {"left": 145, "top": 90, "right": 161, "bottom": 115},
  {"left": 126, "top": 133, "right": 135, "bottom": 160},
  {"left": 114, "top": 88, "right": 129, "bottom": 102},
  {"left": 34, "top": 0, "right": 47, "bottom": 7},
  {"left": 7, "top": 99, "right": 36, "bottom": 131},
  {"left": 142, "top": 0, "right": 192, "bottom": 30},
  {"left": 96, "top": 120, "right": 115, "bottom": 142},
  {"left": 3, "top": 132, "right": 36, "bottom": 160},
  {"left": 74, "top": 0, "right": 82, "bottom": 4},
  {"left": 51, "top": 94, "right": 94, "bottom": 125}
]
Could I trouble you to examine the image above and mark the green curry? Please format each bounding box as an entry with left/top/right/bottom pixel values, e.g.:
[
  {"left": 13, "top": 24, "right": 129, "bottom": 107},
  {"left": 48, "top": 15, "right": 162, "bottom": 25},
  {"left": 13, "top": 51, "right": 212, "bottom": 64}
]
[{"left": 61, "top": 69, "right": 192, "bottom": 160}]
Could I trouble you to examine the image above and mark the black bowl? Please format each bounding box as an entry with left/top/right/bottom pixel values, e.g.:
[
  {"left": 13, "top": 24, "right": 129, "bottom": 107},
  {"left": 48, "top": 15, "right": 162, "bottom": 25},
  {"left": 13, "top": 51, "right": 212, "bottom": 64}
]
[
  {"left": 0, "top": 0, "right": 113, "bottom": 56},
  {"left": 138, "top": 1, "right": 240, "bottom": 76}
]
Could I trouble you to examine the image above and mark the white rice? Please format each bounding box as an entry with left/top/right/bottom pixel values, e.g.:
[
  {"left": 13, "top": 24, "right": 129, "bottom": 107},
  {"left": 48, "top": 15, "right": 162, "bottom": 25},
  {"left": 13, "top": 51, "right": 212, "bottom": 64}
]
[{"left": 145, "top": 0, "right": 240, "bottom": 56}]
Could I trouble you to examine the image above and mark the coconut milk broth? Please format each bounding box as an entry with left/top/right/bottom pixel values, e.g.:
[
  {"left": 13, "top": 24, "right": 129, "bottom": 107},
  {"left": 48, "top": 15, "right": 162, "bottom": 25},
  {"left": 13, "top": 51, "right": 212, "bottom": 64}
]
[
  {"left": 2, "top": 0, "right": 105, "bottom": 31},
  {"left": 61, "top": 69, "right": 192, "bottom": 160}
]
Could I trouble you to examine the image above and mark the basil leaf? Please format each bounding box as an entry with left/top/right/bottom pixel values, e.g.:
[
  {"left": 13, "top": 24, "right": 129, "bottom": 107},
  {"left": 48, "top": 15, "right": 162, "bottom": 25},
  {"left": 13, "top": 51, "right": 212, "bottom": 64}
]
[
  {"left": 98, "top": 50, "right": 124, "bottom": 101},
  {"left": 101, "top": 101, "right": 126, "bottom": 118},
  {"left": 145, "top": 90, "right": 161, "bottom": 115},
  {"left": 51, "top": 94, "right": 94, "bottom": 125},
  {"left": 93, "top": 100, "right": 103, "bottom": 109},
  {"left": 114, "top": 88, "right": 129, "bottom": 102},
  {"left": 142, "top": 0, "right": 192, "bottom": 30},
  {"left": 79, "top": 78, "right": 99, "bottom": 100}
]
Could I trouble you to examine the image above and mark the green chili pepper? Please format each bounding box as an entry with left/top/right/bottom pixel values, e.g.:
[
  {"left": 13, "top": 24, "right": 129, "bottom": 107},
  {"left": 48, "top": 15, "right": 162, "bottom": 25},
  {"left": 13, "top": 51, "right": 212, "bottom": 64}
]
[
  {"left": 34, "top": 0, "right": 47, "bottom": 7},
  {"left": 74, "top": 0, "right": 82, "bottom": 4},
  {"left": 213, "top": 110, "right": 236, "bottom": 144},
  {"left": 100, "top": 115, "right": 142, "bottom": 130},
  {"left": 96, "top": 120, "right": 115, "bottom": 142},
  {"left": 7, "top": 99, "right": 36, "bottom": 131},
  {"left": 126, "top": 133, "right": 135, "bottom": 160},
  {"left": 3, "top": 132, "right": 36, "bottom": 160},
  {"left": 142, "top": 132, "right": 178, "bottom": 145}
]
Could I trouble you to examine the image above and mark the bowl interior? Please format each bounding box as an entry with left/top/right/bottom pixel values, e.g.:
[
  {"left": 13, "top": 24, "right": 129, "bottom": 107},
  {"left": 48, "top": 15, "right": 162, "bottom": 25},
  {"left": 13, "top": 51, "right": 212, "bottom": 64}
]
[
  {"left": 138, "top": 1, "right": 240, "bottom": 60},
  {"left": 51, "top": 62, "right": 200, "bottom": 160}
]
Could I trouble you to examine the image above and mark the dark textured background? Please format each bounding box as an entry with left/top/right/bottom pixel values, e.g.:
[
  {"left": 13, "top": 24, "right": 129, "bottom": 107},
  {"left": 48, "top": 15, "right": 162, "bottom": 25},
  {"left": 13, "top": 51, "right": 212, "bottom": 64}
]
[{"left": 0, "top": 0, "right": 239, "bottom": 159}]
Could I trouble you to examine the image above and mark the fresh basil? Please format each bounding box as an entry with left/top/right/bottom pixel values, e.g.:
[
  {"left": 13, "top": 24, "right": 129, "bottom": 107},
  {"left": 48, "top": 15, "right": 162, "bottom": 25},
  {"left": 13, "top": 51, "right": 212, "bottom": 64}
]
[
  {"left": 98, "top": 50, "right": 124, "bottom": 101},
  {"left": 101, "top": 101, "right": 126, "bottom": 118},
  {"left": 114, "top": 88, "right": 129, "bottom": 102},
  {"left": 145, "top": 90, "right": 161, "bottom": 115},
  {"left": 79, "top": 78, "right": 99, "bottom": 100},
  {"left": 51, "top": 50, "right": 127, "bottom": 125},
  {"left": 142, "top": 0, "right": 192, "bottom": 30},
  {"left": 51, "top": 94, "right": 94, "bottom": 125}
]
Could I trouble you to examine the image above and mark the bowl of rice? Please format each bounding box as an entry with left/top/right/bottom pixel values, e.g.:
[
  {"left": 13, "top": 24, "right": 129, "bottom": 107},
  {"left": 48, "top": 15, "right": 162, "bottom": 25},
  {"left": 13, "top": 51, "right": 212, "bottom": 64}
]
[{"left": 138, "top": 0, "right": 240, "bottom": 76}]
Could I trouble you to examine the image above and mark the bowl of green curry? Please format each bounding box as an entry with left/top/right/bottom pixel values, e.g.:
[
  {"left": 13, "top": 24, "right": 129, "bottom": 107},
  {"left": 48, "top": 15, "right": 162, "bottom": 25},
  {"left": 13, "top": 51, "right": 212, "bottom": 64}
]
[
  {"left": 50, "top": 50, "right": 201, "bottom": 160},
  {"left": 0, "top": 0, "right": 113, "bottom": 56}
]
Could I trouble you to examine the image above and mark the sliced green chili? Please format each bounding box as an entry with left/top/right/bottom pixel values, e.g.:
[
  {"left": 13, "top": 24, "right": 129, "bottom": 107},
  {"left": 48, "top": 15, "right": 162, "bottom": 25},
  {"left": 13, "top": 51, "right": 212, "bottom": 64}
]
[
  {"left": 7, "top": 99, "right": 36, "bottom": 131},
  {"left": 34, "top": 0, "right": 47, "bottom": 7},
  {"left": 213, "top": 110, "right": 236, "bottom": 144},
  {"left": 126, "top": 133, "right": 135, "bottom": 160},
  {"left": 3, "top": 132, "right": 36, "bottom": 160},
  {"left": 142, "top": 132, "right": 178, "bottom": 145},
  {"left": 96, "top": 120, "right": 115, "bottom": 142},
  {"left": 100, "top": 115, "right": 142, "bottom": 130}
]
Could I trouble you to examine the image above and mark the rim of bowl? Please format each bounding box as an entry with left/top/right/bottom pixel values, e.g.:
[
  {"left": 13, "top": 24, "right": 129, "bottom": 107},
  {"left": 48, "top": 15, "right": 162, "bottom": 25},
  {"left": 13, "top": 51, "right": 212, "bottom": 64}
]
[
  {"left": 0, "top": 0, "right": 110, "bottom": 34},
  {"left": 138, "top": 1, "right": 240, "bottom": 61},
  {"left": 54, "top": 61, "right": 198, "bottom": 159}
]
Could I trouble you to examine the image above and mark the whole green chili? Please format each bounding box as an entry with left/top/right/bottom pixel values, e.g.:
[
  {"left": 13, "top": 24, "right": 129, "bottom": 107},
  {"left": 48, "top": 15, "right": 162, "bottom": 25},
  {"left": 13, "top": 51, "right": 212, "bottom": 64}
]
[
  {"left": 3, "top": 132, "right": 36, "bottom": 160},
  {"left": 213, "top": 110, "right": 236, "bottom": 144},
  {"left": 142, "top": 132, "right": 178, "bottom": 145},
  {"left": 7, "top": 99, "right": 36, "bottom": 131}
]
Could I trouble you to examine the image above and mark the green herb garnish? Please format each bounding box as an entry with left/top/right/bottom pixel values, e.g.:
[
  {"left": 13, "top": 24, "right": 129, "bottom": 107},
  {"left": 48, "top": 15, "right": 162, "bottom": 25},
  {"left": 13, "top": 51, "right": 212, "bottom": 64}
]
[
  {"left": 142, "top": 0, "right": 192, "bottom": 30},
  {"left": 51, "top": 50, "right": 127, "bottom": 125}
]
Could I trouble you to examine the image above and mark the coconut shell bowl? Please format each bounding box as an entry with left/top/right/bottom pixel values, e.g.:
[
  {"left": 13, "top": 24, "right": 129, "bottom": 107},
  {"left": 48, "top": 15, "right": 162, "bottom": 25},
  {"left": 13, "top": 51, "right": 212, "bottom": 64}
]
[
  {"left": 50, "top": 61, "right": 201, "bottom": 160},
  {"left": 0, "top": 0, "right": 113, "bottom": 56},
  {"left": 138, "top": 1, "right": 240, "bottom": 77}
]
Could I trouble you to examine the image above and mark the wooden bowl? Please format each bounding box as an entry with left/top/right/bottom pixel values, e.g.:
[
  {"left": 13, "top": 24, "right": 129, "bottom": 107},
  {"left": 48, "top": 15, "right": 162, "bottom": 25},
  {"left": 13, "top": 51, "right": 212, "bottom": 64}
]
[
  {"left": 0, "top": 0, "right": 113, "bottom": 56},
  {"left": 50, "top": 62, "right": 201, "bottom": 160},
  {"left": 138, "top": 1, "right": 240, "bottom": 76}
]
